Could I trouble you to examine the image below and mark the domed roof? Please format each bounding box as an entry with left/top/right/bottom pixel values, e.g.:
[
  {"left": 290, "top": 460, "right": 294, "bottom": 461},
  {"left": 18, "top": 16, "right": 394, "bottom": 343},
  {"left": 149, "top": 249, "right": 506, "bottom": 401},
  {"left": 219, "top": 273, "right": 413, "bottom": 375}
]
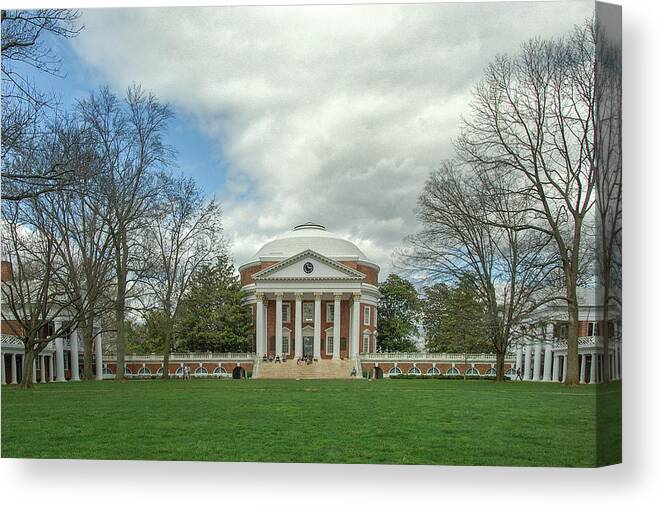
[{"left": 251, "top": 222, "right": 367, "bottom": 262}]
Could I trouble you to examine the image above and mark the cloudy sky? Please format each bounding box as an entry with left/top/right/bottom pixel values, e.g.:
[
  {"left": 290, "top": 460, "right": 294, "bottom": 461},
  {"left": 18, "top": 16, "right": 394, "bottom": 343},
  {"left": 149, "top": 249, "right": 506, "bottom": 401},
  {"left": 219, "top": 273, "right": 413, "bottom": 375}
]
[{"left": 39, "top": 0, "right": 594, "bottom": 275}]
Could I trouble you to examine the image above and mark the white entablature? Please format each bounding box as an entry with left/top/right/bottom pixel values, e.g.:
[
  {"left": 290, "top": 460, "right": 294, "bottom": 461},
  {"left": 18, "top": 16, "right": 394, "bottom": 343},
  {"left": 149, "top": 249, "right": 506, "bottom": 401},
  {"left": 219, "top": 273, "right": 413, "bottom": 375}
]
[{"left": 252, "top": 249, "right": 365, "bottom": 281}]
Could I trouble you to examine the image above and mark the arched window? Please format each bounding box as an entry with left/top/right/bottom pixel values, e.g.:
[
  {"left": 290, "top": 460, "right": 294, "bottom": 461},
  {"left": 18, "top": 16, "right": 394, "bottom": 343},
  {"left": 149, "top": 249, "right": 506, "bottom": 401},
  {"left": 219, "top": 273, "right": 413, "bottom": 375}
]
[
  {"left": 388, "top": 366, "right": 402, "bottom": 376},
  {"left": 124, "top": 366, "right": 133, "bottom": 375},
  {"left": 138, "top": 367, "right": 151, "bottom": 376},
  {"left": 466, "top": 367, "right": 480, "bottom": 376},
  {"left": 484, "top": 368, "right": 497, "bottom": 377},
  {"left": 195, "top": 366, "right": 208, "bottom": 376},
  {"left": 427, "top": 367, "right": 440, "bottom": 376},
  {"left": 156, "top": 367, "right": 163, "bottom": 375},
  {"left": 408, "top": 366, "right": 421, "bottom": 375},
  {"left": 175, "top": 367, "right": 184, "bottom": 376},
  {"left": 505, "top": 368, "right": 516, "bottom": 378},
  {"left": 446, "top": 367, "right": 460, "bottom": 376},
  {"left": 102, "top": 366, "right": 112, "bottom": 375},
  {"left": 213, "top": 366, "right": 228, "bottom": 377}
]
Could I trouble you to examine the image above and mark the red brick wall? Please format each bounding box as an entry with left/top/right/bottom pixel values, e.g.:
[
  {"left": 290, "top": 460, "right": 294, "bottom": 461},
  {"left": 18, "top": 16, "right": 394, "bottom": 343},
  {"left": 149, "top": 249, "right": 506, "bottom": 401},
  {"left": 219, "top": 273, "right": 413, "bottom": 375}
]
[{"left": 1, "top": 261, "right": 13, "bottom": 282}]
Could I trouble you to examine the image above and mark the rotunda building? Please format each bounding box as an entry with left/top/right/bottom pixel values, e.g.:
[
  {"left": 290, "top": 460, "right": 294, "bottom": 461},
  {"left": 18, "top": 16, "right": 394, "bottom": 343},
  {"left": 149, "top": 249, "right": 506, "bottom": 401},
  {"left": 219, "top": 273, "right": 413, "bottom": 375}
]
[{"left": 239, "top": 223, "right": 380, "bottom": 360}]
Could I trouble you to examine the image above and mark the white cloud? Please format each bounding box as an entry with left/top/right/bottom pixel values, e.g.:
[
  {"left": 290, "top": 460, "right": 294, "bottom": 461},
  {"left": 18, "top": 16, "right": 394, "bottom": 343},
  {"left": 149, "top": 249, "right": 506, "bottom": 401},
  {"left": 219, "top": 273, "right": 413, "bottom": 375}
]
[{"left": 73, "top": 1, "right": 594, "bottom": 276}]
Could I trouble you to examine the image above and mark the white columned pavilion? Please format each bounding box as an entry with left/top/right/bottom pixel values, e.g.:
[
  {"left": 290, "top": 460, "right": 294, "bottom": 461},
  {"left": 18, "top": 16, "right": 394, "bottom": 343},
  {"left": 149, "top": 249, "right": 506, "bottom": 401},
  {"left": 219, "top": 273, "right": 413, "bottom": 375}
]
[
  {"left": 54, "top": 320, "right": 66, "bottom": 382},
  {"left": 552, "top": 353, "right": 560, "bottom": 382},
  {"left": 275, "top": 292, "right": 283, "bottom": 357},
  {"left": 542, "top": 343, "right": 553, "bottom": 381},
  {"left": 351, "top": 293, "right": 361, "bottom": 358},
  {"left": 523, "top": 344, "right": 532, "bottom": 381},
  {"left": 333, "top": 293, "right": 341, "bottom": 359},
  {"left": 10, "top": 353, "right": 18, "bottom": 384},
  {"left": 70, "top": 329, "right": 80, "bottom": 381},
  {"left": 40, "top": 355, "right": 46, "bottom": 383},
  {"left": 255, "top": 293, "right": 265, "bottom": 357},
  {"left": 580, "top": 354, "right": 587, "bottom": 384},
  {"left": 590, "top": 352, "right": 598, "bottom": 383},
  {"left": 532, "top": 342, "right": 543, "bottom": 381},
  {"left": 313, "top": 293, "right": 322, "bottom": 359},
  {"left": 95, "top": 333, "right": 104, "bottom": 380},
  {"left": 294, "top": 293, "right": 303, "bottom": 358}
]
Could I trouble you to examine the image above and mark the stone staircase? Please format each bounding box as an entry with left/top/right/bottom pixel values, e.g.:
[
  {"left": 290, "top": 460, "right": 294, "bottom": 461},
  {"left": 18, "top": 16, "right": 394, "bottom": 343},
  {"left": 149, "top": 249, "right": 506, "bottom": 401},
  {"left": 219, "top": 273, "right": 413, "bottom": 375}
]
[{"left": 255, "top": 358, "right": 360, "bottom": 379}]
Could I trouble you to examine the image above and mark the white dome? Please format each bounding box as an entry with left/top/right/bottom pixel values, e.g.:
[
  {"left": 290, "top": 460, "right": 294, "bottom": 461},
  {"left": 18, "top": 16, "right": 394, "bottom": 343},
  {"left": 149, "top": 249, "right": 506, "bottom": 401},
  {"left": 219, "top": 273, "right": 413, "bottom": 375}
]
[{"left": 251, "top": 222, "right": 367, "bottom": 262}]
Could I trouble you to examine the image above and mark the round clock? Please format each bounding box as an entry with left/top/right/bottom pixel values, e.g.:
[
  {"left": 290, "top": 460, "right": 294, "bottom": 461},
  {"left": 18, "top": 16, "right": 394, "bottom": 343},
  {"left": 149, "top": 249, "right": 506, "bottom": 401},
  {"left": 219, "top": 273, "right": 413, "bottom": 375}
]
[{"left": 303, "top": 262, "right": 314, "bottom": 274}]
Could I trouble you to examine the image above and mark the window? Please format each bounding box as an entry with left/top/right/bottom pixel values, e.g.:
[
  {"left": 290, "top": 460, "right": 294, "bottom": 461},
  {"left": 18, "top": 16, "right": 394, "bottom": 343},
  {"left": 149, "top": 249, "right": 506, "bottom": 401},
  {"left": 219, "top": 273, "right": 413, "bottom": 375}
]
[
  {"left": 195, "top": 366, "right": 208, "bottom": 376},
  {"left": 588, "top": 322, "right": 601, "bottom": 336},
  {"left": 102, "top": 366, "right": 113, "bottom": 375},
  {"left": 363, "top": 305, "right": 371, "bottom": 326},
  {"left": 466, "top": 367, "right": 480, "bottom": 376},
  {"left": 388, "top": 366, "right": 402, "bottom": 376},
  {"left": 408, "top": 366, "right": 421, "bottom": 375},
  {"left": 505, "top": 368, "right": 516, "bottom": 378},
  {"left": 156, "top": 368, "right": 163, "bottom": 375},
  {"left": 303, "top": 302, "right": 314, "bottom": 321},
  {"left": 326, "top": 303, "right": 335, "bottom": 323},
  {"left": 554, "top": 322, "right": 568, "bottom": 339},
  {"left": 446, "top": 367, "right": 460, "bottom": 376},
  {"left": 138, "top": 367, "right": 150, "bottom": 376},
  {"left": 282, "top": 303, "right": 291, "bottom": 323},
  {"left": 427, "top": 367, "right": 440, "bottom": 376},
  {"left": 325, "top": 329, "right": 334, "bottom": 355},
  {"left": 175, "top": 367, "right": 184, "bottom": 376},
  {"left": 124, "top": 366, "right": 133, "bottom": 375},
  {"left": 362, "top": 331, "right": 370, "bottom": 353},
  {"left": 282, "top": 330, "right": 290, "bottom": 354},
  {"left": 64, "top": 352, "right": 70, "bottom": 370},
  {"left": 213, "top": 366, "right": 228, "bottom": 377},
  {"left": 484, "top": 368, "right": 497, "bottom": 377}
]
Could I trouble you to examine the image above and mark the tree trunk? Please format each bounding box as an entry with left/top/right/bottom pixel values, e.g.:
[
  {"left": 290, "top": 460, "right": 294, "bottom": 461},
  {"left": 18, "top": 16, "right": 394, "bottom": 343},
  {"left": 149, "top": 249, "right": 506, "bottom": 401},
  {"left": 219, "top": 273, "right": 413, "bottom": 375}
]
[
  {"left": 565, "top": 280, "right": 580, "bottom": 386},
  {"left": 495, "top": 351, "right": 506, "bottom": 382},
  {"left": 115, "top": 268, "right": 127, "bottom": 381},
  {"left": 81, "top": 317, "right": 95, "bottom": 380},
  {"left": 602, "top": 285, "right": 611, "bottom": 384},
  {"left": 161, "top": 319, "right": 172, "bottom": 380},
  {"left": 18, "top": 347, "right": 35, "bottom": 389}
]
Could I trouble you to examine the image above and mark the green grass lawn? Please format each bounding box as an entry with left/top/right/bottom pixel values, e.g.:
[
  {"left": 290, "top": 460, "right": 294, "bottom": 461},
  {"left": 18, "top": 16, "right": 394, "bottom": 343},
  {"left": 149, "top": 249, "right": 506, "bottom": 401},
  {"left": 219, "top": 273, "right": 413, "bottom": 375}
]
[{"left": 1, "top": 379, "right": 621, "bottom": 467}]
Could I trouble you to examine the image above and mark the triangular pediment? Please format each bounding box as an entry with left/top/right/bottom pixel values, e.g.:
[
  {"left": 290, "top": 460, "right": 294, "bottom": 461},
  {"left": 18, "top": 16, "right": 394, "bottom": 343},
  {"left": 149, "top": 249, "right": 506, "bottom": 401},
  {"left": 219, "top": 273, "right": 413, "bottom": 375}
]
[{"left": 252, "top": 249, "right": 365, "bottom": 281}]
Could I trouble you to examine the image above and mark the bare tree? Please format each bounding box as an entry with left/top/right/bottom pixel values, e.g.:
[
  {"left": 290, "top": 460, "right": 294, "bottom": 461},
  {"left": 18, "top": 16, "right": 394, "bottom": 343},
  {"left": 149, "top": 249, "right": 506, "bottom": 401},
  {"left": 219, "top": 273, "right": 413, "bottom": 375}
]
[
  {"left": 403, "top": 161, "right": 556, "bottom": 381},
  {"left": 1, "top": 9, "right": 82, "bottom": 201},
  {"left": 456, "top": 20, "right": 599, "bottom": 385},
  {"left": 594, "top": 22, "right": 622, "bottom": 383},
  {"left": 78, "top": 85, "right": 173, "bottom": 380},
  {"left": 1, "top": 197, "right": 80, "bottom": 388},
  {"left": 141, "top": 174, "right": 223, "bottom": 379}
]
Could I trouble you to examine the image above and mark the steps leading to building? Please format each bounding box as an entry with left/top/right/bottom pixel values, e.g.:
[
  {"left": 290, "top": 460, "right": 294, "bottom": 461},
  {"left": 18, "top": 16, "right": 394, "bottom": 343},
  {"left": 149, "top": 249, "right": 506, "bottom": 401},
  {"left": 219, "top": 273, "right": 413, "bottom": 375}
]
[{"left": 255, "top": 358, "right": 360, "bottom": 379}]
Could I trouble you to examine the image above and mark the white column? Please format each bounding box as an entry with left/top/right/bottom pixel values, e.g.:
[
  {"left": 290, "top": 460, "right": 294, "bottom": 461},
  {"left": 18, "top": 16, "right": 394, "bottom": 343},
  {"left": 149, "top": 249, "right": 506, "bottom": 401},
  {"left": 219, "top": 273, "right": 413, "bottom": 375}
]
[
  {"left": 40, "top": 355, "right": 46, "bottom": 383},
  {"left": 49, "top": 355, "right": 55, "bottom": 382},
  {"left": 561, "top": 355, "right": 567, "bottom": 383},
  {"left": 580, "top": 354, "right": 587, "bottom": 384},
  {"left": 95, "top": 333, "right": 103, "bottom": 380},
  {"left": 69, "top": 328, "right": 80, "bottom": 381},
  {"left": 10, "top": 353, "right": 18, "bottom": 384},
  {"left": 552, "top": 353, "right": 560, "bottom": 382},
  {"left": 294, "top": 293, "right": 303, "bottom": 358},
  {"left": 523, "top": 344, "right": 532, "bottom": 381},
  {"left": 333, "top": 293, "right": 341, "bottom": 359},
  {"left": 54, "top": 320, "right": 66, "bottom": 382},
  {"left": 532, "top": 341, "right": 543, "bottom": 381},
  {"left": 351, "top": 293, "right": 361, "bottom": 358},
  {"left": 313, "top": 293, "right": 322, "bottom": 359},
  {"left": 515, "top": 344, "right": 523, "bottom": 373},
  {"left": 590, "top": 352, "right": 598, "bottom": 384},
  {"left": 542, "top": 343, "right": 553, "bottom": 381},
  {"left": 275, "top": 292, "right": 283, "bottom": 358},
  {"left": 32, "top": 357, "right": 37, "bottom": 383},
  {"left": 255, "top": 293, "right": 265, "bottom": 357}
]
